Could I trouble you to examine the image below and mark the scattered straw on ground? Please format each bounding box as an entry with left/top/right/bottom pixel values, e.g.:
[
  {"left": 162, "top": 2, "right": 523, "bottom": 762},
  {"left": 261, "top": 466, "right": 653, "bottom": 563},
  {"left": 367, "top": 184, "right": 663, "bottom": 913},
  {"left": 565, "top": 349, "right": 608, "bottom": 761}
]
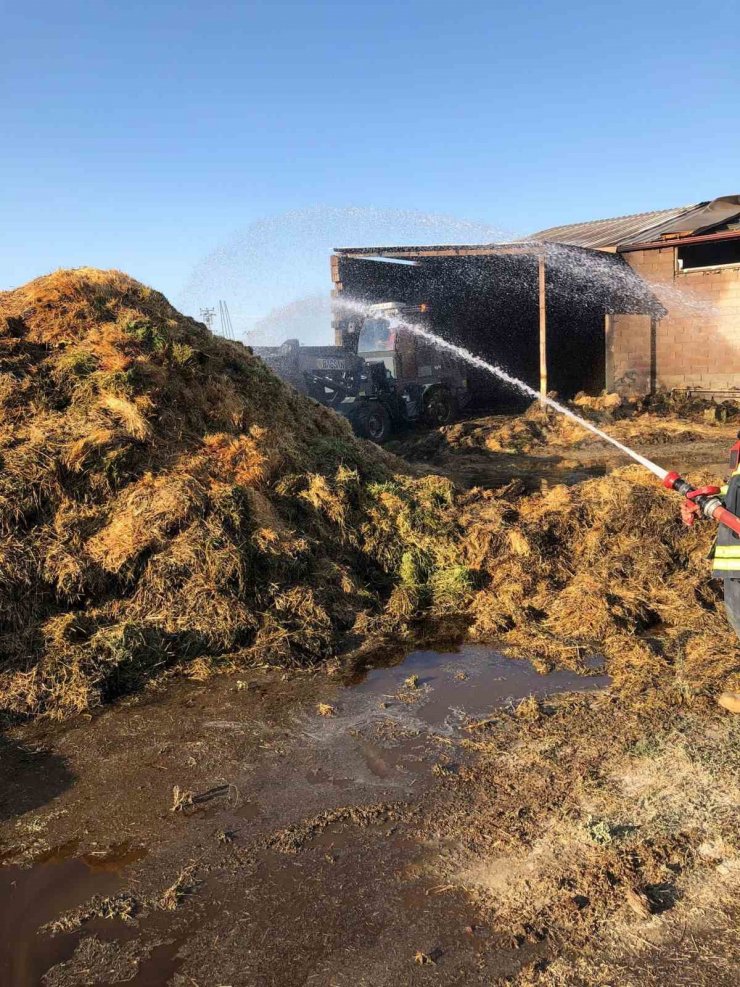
[
  {"left": 397, "top": 391, "right": 739, "bottom": 460},
  {"left": 424, "top": 692, "right": 739, "bottom": 985}
]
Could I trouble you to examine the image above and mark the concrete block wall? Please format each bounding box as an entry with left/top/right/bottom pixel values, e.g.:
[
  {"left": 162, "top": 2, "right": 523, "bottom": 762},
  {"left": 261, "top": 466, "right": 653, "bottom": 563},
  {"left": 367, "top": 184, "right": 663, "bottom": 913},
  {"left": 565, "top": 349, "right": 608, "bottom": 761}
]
[
  {"left": 613, "top": 245, "right": 740, "bottom": 396},
  {"left": 610, "top": 312, "right": 652, "bottom": 394}
]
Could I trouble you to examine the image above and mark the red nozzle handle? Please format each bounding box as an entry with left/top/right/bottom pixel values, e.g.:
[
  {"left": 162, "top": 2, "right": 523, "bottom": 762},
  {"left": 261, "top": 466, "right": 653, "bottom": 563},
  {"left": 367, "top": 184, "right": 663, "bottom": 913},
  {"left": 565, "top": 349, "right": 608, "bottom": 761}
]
[
  {"left": 686, "top": 486, "right": 721, "bottom": 501},
  {"left": 663, "top": 470, "right": 740, "bottom": 537}
]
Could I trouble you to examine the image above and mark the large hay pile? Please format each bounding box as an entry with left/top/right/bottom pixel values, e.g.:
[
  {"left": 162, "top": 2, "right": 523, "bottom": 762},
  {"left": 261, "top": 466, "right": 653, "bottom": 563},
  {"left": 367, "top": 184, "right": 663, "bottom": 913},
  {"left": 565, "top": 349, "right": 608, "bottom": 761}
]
[{"left": 0, "top": 269, "right": 469, "bottom": 719}]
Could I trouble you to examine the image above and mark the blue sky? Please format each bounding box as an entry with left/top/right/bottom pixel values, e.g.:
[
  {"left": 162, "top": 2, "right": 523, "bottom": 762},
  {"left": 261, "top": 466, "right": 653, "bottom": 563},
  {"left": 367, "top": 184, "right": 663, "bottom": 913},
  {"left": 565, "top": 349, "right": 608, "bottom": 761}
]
[{"left": 2, "top": 1, "right": 737, "bottom": 332}]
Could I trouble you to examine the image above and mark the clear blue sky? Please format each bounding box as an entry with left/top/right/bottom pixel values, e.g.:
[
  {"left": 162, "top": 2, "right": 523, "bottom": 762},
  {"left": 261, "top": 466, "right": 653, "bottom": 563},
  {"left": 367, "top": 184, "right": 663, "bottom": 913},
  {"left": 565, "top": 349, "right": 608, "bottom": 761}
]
[{"left": 2, "top": 1, "right": 737, "bottom": 328}]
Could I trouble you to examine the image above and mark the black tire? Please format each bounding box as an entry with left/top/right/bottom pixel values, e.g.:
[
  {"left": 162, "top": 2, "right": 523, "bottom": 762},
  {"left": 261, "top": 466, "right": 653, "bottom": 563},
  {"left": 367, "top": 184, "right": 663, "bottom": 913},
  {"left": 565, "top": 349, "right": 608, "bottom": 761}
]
[
  {"left": 354, "top": 402, "right": 392, "bottom": 444},
  {"left": 423, "top": 387, "right": 455, "bottom": 427}
]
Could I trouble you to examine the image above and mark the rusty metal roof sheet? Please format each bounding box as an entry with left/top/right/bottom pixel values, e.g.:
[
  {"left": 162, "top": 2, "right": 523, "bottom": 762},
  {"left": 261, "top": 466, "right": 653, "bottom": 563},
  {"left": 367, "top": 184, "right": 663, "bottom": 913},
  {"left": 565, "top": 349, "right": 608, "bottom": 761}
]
[{"left": 528, "top": 204, "right": 701, "bottom": 249}]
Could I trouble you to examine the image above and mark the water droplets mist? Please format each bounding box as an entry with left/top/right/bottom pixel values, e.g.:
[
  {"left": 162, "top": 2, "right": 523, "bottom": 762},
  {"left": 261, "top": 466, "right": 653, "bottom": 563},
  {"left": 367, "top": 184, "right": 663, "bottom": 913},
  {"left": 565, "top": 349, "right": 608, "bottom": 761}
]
[
  {"left": 174, "top": 202, "right": 718, "bottom": 479},
  {"left": 177, "top": 206, "right": 509, "bottom": 344}
]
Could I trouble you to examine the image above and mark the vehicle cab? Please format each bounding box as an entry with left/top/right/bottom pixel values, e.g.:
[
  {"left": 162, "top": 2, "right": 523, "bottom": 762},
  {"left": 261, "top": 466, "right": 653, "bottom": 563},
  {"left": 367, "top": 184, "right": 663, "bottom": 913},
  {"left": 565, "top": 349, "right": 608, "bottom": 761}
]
[{"left": 357, "top": 302, "right": 469, "bottom": 421}]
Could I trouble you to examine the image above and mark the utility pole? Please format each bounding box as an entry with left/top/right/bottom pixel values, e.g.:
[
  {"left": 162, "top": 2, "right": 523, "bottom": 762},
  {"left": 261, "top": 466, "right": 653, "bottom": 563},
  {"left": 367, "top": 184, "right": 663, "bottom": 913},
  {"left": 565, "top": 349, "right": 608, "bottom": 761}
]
[{"left": 199, "top": 307, "right": 216, "bottom": 331}]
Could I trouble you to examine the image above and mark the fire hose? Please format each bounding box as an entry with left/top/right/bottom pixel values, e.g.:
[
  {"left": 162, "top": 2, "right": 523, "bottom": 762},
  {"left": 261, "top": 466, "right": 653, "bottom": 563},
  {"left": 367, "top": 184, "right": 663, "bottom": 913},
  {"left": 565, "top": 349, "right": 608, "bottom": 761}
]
[
  {"left": 661, "top": 433, "right": 740, "bottom": 536},
  {"left": 663, "top": 472, "right": 740, "bottom": 536}
]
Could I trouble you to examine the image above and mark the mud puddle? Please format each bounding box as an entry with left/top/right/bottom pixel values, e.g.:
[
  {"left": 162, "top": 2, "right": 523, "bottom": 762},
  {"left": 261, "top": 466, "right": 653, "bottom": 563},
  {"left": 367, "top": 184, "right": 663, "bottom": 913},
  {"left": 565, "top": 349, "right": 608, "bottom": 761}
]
[
  {"left": 1, "top": 646, "right": 609, "bottom": 985},
  {"left": 0, "top": 844, "right": 146, "bottom": 986},
  {"left": 348, "top": 644, "right": 609, "bottom": 733},
  {"left": 290, "top": 645, "right": 609, "bottom": 797}
]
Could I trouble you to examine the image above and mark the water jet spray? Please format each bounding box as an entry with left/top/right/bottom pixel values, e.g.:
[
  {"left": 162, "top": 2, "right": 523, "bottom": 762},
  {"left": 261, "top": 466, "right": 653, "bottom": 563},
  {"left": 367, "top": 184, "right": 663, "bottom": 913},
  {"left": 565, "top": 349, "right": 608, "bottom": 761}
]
[{"left": 369, "top": 307, "right": 740, "bottom": 537}]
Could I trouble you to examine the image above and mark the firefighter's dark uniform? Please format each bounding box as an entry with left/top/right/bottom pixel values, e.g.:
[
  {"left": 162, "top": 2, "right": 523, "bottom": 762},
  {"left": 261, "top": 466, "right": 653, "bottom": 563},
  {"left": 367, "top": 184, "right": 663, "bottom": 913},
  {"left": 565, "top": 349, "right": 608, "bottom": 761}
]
[{"left": 710, "top": 468, "right": 740, "bottom": 638}]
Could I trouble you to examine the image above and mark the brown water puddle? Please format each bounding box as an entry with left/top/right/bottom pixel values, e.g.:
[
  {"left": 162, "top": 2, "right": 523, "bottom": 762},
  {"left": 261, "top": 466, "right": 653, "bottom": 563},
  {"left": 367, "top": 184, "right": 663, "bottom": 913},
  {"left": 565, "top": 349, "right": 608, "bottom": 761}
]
[
  {"left": 0, "top": 844, "right": 146, "bottom": 986},
  {"left": 288, "top": 645, "right": 609, "bottom": 807},
  {"left": 348, "top": 644, "right": 609, "bottom": 732}
]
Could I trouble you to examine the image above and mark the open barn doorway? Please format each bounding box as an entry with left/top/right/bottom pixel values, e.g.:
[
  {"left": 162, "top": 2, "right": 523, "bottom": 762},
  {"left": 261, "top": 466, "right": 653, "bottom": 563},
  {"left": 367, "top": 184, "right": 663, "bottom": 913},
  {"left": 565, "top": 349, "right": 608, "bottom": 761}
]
[{"left": 332, "top": 245, "right": 622, "bottom": 411}]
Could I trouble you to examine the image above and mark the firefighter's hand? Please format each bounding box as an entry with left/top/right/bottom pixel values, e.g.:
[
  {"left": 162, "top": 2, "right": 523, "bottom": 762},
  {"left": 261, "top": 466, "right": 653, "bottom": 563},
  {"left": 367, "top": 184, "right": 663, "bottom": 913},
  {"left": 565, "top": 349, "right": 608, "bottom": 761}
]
[{"left": 680, "top": 500, "right": 701, "bottom": 527}]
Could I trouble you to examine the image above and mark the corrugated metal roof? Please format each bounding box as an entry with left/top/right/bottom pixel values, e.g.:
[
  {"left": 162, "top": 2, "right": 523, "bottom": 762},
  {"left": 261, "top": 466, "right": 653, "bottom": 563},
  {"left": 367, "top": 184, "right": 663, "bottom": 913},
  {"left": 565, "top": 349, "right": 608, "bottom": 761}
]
[
  {"left": 529, "top": 204, "right": 701, "bottom": 249},
  {"left": 335, "top": 198, "right": 740, "bottom": 259}
]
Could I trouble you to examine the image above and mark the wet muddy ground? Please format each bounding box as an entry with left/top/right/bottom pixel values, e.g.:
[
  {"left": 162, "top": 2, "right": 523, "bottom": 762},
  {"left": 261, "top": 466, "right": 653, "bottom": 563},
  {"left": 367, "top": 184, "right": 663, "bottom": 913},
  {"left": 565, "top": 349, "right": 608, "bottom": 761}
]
[
  {"left": 388, "top": 420, "right": 733, "bottom": 491},
  {"left": 1, "top": 645, "right": 609, "bottom": 986}
]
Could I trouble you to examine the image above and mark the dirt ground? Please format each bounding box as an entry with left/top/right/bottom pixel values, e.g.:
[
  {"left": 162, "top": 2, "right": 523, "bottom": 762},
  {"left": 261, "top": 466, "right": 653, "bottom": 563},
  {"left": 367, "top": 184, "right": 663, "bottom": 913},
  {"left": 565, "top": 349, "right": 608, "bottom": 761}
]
[{"left": 2, "top": 427, "right": 739, "bottom": 986}]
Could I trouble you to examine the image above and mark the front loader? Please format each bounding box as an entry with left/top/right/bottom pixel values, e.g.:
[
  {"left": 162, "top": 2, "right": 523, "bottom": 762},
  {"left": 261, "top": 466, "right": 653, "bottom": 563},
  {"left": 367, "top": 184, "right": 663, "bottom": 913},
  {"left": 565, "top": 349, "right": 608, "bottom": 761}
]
[{"left": 254, "top": 303, "right": 470, "bottom": 443}]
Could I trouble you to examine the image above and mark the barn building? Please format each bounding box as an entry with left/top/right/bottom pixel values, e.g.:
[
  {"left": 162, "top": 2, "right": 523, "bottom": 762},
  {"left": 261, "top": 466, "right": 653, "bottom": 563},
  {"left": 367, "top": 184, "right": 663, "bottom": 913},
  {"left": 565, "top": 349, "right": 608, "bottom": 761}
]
[
  {"left": 533, "top": 195, "right": 740, "bottom": 398},
  {"left": 331, "top": 195, "right": 740, "bottom": 406}
]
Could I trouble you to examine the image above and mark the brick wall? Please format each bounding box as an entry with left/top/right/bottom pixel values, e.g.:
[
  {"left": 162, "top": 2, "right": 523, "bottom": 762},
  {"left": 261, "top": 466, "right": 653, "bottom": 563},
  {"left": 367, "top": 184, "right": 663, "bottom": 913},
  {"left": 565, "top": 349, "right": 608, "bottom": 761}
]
[{"left": 612, "top": 245, "right": 740, "bottom": 396}]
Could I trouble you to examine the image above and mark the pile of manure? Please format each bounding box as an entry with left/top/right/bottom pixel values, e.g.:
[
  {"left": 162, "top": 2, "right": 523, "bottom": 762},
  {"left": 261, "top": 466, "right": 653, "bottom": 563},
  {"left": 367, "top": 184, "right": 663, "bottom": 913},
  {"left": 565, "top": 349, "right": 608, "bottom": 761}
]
[
  {"left": 460, "top": 465, "right": 739, "bottom": 706},
  {"left": 0, "top": 269, "right": 471, "bottom": 719},
  {"left": 1, "top": 269, "right": 734, "bottom": 721}
]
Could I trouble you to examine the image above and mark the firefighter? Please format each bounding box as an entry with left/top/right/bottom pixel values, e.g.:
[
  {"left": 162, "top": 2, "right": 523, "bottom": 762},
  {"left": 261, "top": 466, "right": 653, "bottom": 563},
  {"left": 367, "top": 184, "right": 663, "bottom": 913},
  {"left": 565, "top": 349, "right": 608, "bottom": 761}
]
[{"left": 681, "top": 451, "right": 740, "bottom": 713}]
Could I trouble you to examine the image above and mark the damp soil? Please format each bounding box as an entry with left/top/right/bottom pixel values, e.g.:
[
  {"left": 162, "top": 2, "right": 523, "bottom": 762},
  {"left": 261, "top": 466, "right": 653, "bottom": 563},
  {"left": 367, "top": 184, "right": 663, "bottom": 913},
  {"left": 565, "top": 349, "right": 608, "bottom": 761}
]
[{"left": 0, "top": 644, "right": 609, "bottom": 986}]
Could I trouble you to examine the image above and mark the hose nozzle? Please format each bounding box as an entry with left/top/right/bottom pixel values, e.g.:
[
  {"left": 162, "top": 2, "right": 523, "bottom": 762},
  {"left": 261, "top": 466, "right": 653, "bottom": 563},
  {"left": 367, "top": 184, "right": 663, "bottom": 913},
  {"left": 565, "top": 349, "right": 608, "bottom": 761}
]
[
  {"left": 664, "top": 468, "right": 740, "bottom": 538},
  {"left": 663, "top": 470, "right": 694, "bottom": 497},
  {"left": 663, "top": 471, "right": 681, "bottom": 490}
]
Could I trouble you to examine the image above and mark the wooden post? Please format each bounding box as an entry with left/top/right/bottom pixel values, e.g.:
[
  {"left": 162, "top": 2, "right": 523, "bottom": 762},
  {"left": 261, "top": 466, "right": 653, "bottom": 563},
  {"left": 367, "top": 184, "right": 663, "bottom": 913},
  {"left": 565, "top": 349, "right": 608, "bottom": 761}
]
[
  {"left": 649, "top": 316, "right": 658, "bottom": 395},
  {"left": 604, "top": 312, "right": 614, "bottom": 392},
  {"left": 538, "top": 256, "right": 547, "bottom": 403}
]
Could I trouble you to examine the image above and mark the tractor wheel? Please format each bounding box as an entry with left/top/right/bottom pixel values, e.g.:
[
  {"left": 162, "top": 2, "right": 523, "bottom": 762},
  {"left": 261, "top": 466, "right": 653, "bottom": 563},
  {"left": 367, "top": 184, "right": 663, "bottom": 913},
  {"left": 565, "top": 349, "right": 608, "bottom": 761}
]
[
  {"left": 355, "top": 402, "right": 392, "bottom": 444},
  {"left": 423, "top": 387, "right": 455, "bottom": 427}
]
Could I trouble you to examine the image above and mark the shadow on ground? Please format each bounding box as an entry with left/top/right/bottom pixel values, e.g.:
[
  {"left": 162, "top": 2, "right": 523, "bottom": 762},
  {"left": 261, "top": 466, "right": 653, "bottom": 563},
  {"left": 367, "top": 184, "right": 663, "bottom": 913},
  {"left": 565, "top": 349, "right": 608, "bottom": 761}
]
[{"left": 0, "top": 733, "right": 76, "bottom": 824}]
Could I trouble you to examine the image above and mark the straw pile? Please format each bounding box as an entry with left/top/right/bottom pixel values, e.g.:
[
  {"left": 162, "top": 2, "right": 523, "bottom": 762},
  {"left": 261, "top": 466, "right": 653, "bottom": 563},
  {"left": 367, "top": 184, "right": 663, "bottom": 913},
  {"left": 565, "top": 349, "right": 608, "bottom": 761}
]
[
  {"left": 0, "top": 269, "right": 470, "bottom": 719},
  {"left": 2, "top": 269, "right": 734, "bottom": 721},
  {"left": 439, "top": 396, "right": 729, "bottom": 456},
  {"left": 461, "top": 465, "right": 739, "bottom": 704}
]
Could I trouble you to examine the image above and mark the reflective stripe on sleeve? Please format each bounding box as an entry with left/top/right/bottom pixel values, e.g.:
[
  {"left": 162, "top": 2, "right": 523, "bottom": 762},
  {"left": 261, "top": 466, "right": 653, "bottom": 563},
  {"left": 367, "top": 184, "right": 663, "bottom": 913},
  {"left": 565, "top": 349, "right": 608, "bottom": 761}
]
[{"left": 712, "top": 561, "right": 740, "bottom": 573}]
